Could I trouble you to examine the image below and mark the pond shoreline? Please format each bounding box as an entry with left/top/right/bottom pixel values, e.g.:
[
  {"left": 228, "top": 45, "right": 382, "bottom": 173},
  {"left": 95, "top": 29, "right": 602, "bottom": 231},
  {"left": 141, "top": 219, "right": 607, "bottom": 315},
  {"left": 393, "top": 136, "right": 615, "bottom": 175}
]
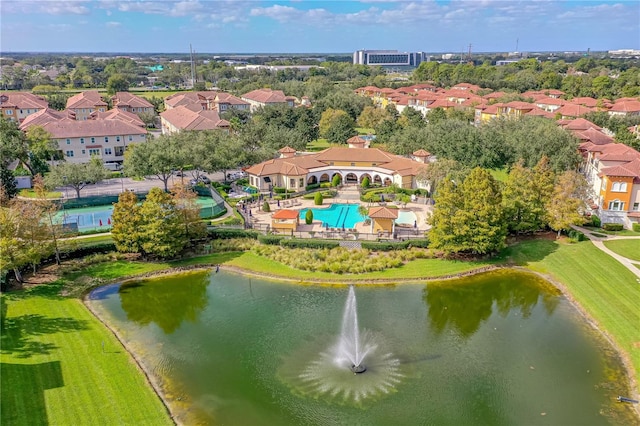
[{"left": 82, "top": 261, "right": 639, "bottom": 421}]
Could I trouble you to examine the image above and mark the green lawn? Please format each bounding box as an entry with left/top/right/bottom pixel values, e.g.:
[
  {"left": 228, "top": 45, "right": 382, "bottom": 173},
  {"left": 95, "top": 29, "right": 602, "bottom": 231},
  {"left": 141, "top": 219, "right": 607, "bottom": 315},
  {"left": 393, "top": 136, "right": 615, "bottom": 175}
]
[
  {"left": 1, "top": 287, "right": 172, "bottom": 426},
  {"left": 130, "top": 90, "right": 181, "bottom": 100},
  {"left": 306, "top": 138, "right": 333, "bottom": 151},
  {"left": 500, "top": 239, "right": 640, "bottom": 383},
  {"left": 19, "top": 189, "right": 62, "bottom": 199},
  {"left": 603, "top": 239, "right": 640, "bottom": 262},
  {"left": 355, "top": 127, "right": 375, "bottom": 134}
]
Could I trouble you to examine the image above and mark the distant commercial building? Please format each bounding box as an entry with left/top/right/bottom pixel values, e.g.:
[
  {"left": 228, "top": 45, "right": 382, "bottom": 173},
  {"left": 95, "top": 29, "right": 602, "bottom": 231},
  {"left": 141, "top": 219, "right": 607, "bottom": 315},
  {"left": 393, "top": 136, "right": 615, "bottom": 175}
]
[{"left": 353, "top": 50, "right": 428, "bottom": 67}]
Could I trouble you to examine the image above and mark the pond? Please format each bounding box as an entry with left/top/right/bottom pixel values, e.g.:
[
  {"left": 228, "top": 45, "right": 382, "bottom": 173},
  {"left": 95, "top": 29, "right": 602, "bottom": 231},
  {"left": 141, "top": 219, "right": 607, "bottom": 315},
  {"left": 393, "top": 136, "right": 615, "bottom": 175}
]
[{"left": 87, "top": 270, "right": 636, "bottom": 425}]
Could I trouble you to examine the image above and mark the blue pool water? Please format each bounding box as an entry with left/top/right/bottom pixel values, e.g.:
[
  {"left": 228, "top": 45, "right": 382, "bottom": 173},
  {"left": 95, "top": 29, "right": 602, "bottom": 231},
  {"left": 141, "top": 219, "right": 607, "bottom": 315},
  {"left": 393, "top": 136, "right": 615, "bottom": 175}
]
[{"left": 299, "top": 203, "right": 365, "bottom": 228}]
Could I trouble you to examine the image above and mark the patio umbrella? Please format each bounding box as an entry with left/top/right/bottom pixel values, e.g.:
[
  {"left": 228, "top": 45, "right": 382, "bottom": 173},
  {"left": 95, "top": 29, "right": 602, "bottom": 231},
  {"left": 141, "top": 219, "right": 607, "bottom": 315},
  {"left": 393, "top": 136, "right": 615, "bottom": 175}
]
[{"left": 277, "top": 200, "right": 280, "bottom": 207}]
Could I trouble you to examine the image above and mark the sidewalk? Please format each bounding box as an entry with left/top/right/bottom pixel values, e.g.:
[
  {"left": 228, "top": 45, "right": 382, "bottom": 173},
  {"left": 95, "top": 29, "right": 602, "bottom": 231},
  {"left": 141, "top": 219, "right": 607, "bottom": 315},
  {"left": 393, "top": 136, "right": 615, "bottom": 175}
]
[{"left": 572, "top": 225, "right": 640, "bottom": 280}]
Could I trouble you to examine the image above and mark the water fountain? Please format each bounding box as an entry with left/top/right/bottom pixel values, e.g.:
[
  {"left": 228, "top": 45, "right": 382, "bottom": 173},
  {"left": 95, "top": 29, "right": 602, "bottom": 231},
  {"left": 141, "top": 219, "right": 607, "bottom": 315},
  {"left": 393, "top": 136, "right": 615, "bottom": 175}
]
[
  {"left": 333, "top": 285, "right": 376, "bottom": 374},
  {"left": 280, "top": 285, "right": 403, "bottom": 403}
]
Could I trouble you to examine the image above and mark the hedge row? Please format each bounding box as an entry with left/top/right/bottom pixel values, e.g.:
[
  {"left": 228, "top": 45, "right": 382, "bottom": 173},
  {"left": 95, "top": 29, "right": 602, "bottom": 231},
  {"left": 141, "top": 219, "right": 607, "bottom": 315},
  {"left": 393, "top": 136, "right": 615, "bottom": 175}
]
[
  {"left": 361, "top": 238, "right": 430, "bottom": 251},
  {"left": 280, "top": 239, "right": 340, "bottom": 249},
  {"left": 208, "top": 228, "right": 259, "bottom": 240},
  {"left": 633, "top": 223, "right": 640, "bottom": 232},
  {"left": 566, "top": 229, "right": 587, "bottom": 242},
  {"left": 603, "top": 223, "right": 624, "bottom": 231},
  {"left": 258, "top": 235, "right": 284, "bottom": 245}
]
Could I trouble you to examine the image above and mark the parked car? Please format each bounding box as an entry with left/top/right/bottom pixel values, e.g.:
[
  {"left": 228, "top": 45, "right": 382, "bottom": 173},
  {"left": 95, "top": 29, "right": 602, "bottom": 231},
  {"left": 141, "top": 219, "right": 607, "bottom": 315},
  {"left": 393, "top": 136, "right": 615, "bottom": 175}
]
[{"left": 199, "top": 176, "right": 211, "bottom": 184}]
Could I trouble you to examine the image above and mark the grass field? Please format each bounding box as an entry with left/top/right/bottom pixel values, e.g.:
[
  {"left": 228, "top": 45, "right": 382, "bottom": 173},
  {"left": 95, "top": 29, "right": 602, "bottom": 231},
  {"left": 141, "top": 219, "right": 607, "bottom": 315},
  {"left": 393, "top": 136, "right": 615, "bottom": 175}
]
[
  {"left": 499, "top": 239, "right": 640, "bottom": 383},
  {"left": 3, "top": 237, "right": 639, "bottom": 424},
  {"left": 1, "top": 285, "right": 172, "bottom": 426},
  {"left": 19, "top": 189, "right": 62, "bottom": 199},
  {"left": 603, "top": 239, "right": 640, "bottom": 262}
]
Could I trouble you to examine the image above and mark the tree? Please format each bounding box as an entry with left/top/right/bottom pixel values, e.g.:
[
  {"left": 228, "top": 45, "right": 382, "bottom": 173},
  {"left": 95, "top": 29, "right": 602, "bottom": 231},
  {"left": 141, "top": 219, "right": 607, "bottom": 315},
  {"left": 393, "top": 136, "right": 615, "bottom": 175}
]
[
  {"left": 319, "top": 108, "right": 348, "bottom": 137},
  {"left": 416, "top": 158, "right": 467, "bottom": 197},
  {"left": 428, "top": 179, "right": 464, "bottom": 255},
  {"left": 531, "top": 156, "right": 556, "bottom": 231},
  {"left": 111, "top": 190, "right": 145, "bottom": 255},
  {"left": 138, "top": 111, "right": 158, "bottom": 128},
  {"left": 357, "top": 106, "right": 388, "bottom": 129},
  {"left": 139, "top": 188, "right": 187, "bottom": 258},
  {"left": 0, "top": 165, "right": 17, "bottom": 199},
  {"left": 263, "top": 200, "right": 271, "bottom": 212},
  {"left": 546, "top": 170, "right": 589, "bottom": 237},
  {"left": 398, "top": 107, "right": 425, "bottom": 128},
  {"left": 124, "top": 135, "right": 181, "bottom": 192},
  {"left": 314, "top": 192, "right": 323, "bottom": 205},
  {"left": 33, "top": 175, "right": 62, "bottom": 265},
  {"left": 45, "top": 157, "right": 109, "bottom": 198},
  {"left": 331, "top": 174, "right": 341, "bottom": 187},
  {"left": 172, "top": 184, "right": 207, "bottom": 242},
  {"left": 361, "top": 176, "right": 370, "bottom": 189},
  {"left": 502, "top": 160, "right": 542, "bottom": 234},
  {"left": 106, "top": 73, "right": 130, "bottom": 95},
  {"left": 305, "top": 209, "right": 313, "bottom": 225},
  {"left": 324, "top": 113, "right": 356, "bottom": 143}
]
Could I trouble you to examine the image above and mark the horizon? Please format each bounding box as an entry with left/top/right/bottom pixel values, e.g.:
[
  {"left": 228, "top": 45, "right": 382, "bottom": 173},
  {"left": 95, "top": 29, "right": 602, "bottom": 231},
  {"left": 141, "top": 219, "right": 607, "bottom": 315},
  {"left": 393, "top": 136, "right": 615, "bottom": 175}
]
[{"left": 2, "top": 1, "right": 639, "bottom": 53}]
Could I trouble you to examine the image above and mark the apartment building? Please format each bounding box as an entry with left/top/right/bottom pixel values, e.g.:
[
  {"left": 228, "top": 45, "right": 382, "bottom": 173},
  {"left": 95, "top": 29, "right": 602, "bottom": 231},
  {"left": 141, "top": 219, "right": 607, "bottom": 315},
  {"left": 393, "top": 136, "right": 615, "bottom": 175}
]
[
  {"left": 0, "top": 92, "right": 48, "bottom": 123},
  {"left": 65, "top": 91, "right": 108, "bottom": 120}
]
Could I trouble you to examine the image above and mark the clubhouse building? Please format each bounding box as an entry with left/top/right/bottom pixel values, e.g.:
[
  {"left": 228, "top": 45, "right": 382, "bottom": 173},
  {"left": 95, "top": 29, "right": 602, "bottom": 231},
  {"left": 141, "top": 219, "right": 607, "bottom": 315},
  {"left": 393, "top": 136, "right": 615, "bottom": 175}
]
[{"left": 245, "top": 145, "right": 432, "bottom": 193}]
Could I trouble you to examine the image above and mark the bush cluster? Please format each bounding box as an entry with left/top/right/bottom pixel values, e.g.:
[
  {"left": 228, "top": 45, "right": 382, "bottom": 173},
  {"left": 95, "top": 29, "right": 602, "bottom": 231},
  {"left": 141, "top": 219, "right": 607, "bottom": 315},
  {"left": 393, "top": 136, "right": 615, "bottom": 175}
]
[
  {"left": 566, "top": 229, "right": 587, "bottom": 242},
  {"left": 590, "top": 215, "right": 602, "bottom": 228},
  {"left": 208, "top": 228, "right": 259, "bottom": 239},
  {"left": 251, "top": 245, "right": 425, "bottom": 274},
  {"left": 258, "top": 234, "right": 284, "bottom": 245},
  {"left": 305, "top": 183, "right": 320, "bottom": 191},
  {"left": 361, "top": 239, "right": 430, "bottom": 251},
  {"left": 603, "top": 223, "right": 624, "bottom": 231},
  {"left": 633, "top": 223, "right": 640, "bottom": 232},
  {"left": 280, "top": 239, "right": 340, "bottom": 249}
]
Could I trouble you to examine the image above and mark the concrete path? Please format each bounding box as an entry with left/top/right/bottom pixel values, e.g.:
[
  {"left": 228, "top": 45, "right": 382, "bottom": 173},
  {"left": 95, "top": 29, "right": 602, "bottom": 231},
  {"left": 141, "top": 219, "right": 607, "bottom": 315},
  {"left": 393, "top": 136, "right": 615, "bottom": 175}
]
[{"left": 572, "top": 225, "right": 640, "bottom": 280}]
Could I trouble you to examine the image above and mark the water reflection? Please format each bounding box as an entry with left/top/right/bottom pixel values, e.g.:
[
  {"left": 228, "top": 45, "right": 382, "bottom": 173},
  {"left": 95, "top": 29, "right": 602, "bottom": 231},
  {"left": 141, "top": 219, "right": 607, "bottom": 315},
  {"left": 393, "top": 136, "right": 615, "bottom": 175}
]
[
  {"left": 119, "top": 271, "right": 209, "bottom": 334},
  {"left": 425, "top": 270, "right": 559, "bottom": 338}
]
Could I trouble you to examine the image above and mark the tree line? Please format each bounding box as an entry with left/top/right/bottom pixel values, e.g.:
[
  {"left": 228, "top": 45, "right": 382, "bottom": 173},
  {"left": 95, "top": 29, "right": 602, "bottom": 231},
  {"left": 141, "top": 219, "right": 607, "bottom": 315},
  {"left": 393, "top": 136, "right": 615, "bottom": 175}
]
[{"left": 427, "top": 158, "right": 590, "bottom": 255}]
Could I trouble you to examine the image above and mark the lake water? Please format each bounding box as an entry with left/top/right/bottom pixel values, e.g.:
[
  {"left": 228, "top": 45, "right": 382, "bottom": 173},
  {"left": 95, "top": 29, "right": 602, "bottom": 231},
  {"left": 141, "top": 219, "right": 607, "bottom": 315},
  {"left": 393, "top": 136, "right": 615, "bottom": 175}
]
[{"left": 87, "top": 270, "right": 636, "bottom": 425}]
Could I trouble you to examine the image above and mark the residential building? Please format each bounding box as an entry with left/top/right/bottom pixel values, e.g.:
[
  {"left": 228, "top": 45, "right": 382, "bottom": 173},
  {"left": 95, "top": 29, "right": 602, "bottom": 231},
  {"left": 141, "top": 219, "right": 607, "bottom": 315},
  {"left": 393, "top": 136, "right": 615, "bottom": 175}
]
[
  {"left": 241, "top": 89, "right": 294, "bottom": 112},
  {"left": 581, "top": 137, "right": 640, "bottom": 229},
  {"left": 159, "top": 104, "right": 230, "bottom": 134},
  {"left": 112, "top": 92, "right": 154, "bottom": 116},
  {"left": 245, "top": 146, "right": 428, "bottom": 193},
  {"left": 164, "top": 91, "right": 249, "bottom": 113},
  {"left": 20, "top": 107, "right": 147, "bottom": 165},
  {"left": 0, "top": 92, "right": 48, "bottom": 123},
  {"left": 65, "top": 91, "right": 108, "bottom": 121}
]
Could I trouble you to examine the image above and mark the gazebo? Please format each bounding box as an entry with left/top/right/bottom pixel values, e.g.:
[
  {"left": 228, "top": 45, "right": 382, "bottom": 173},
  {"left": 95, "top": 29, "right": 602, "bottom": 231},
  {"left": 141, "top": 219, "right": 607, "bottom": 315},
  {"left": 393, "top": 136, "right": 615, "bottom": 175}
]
[
  {"left": 271, "top": 209, "right": 300, "bottom": 233},
  {"left": 368, "top": 206, "right": 398, "bottom": 235}
]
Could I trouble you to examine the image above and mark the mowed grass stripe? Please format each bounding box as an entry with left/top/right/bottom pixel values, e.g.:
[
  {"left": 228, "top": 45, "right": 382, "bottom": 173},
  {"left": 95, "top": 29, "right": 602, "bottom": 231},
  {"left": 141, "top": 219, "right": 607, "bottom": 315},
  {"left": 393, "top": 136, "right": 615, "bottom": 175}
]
[
  {"left": 1, "top": 295, "right": 172, "bottom": 426},
  {"left": 508, "top": 240, "right": 640, "bottom": 379}
]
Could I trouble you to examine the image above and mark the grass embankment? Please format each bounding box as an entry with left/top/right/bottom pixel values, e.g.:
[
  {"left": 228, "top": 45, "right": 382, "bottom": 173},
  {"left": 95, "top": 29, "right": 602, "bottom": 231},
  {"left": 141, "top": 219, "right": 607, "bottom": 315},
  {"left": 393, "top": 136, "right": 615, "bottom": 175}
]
[
  {"left": 0, "top": 286, "right": 172, "bottom": 426},
  {"left": 18, "top": 189, "right": 62, "bottom": 199},
  {"left": 500, "top": 239, "right": 640, "bottom": 387},
  {"left": 603, "top": 239, "right": 640, "bottom": 262}
]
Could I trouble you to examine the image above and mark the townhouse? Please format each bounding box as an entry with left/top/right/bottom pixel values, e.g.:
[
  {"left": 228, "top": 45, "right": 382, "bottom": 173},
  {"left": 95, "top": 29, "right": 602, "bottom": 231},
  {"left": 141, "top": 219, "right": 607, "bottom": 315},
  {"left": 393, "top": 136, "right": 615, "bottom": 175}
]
[
  {"left": 0, "top": 92, "right": 48, "bottom": 123},
  {"left": 241, "top": 89, "right": 294, "bottom": 112},
  {"left": 164, "top": 91, "right": 249, "bottom": 113},
  {"left": 20, "top": 107, "right": 147, "bottom": 165},
  {"left": 160, "top": 104, "right": 230, "bottom": 134},
  {"left": 112, "top": 92, "right": 154, "bottom": 116},
  {"left": 65, "top": 91, "right": 108, "bottom": 120}
]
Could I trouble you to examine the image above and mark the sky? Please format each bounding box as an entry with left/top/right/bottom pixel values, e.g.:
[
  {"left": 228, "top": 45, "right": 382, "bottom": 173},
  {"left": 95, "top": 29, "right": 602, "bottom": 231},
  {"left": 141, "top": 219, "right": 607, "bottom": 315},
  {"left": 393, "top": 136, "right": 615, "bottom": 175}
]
[{"left": 2, "top": 0, "right": 639, "bottom": 53}]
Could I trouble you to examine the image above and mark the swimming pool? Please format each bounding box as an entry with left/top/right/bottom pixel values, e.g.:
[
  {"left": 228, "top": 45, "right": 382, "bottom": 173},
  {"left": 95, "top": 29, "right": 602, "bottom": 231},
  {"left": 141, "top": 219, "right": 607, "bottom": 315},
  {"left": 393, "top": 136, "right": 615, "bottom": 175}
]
[
  {"left": 395, "top": 210, "right": 417, "bottom": 226},
  {"left": 298, "top": 203, "right": 365, "bottom": 228}
]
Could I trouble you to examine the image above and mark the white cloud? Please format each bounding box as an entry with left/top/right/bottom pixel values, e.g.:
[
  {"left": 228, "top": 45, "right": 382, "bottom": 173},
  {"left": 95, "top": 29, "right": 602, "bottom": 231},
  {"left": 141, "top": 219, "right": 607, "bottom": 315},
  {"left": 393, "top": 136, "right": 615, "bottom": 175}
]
[{"left": 3, "top": 0, "right": 91, "bottom": 15}]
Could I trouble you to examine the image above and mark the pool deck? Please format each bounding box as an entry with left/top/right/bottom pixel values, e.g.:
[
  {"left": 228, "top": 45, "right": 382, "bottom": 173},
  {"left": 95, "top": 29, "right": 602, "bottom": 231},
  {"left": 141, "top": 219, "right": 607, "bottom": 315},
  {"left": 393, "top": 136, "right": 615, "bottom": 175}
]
[{"left": 247, "top": 186, "right": 432, "bottom": 239}]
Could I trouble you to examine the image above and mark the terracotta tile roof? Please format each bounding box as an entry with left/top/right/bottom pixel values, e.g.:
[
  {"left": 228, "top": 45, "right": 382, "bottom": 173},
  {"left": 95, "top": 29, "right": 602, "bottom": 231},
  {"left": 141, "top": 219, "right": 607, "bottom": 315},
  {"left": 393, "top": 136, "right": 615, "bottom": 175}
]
[
  {"left": 279, "top": 146, "right": 296, "bottom": 153},
  {"left": 570, "top": 97, "right": 599, "bottom": 107},
  {"left": 112, "top": 92, "right": 153, "bottom": 109},
  {"left": 575, "top": 128, "right": 614, "bottom": 145},
  {"left": 413, "top": 149, "right": 431, "bottom": 157},
  {"left": 428, "top": 99, "right": 458, "bottom": 109},
  {"left": 609, "top": 99, "right": 640, "bottom": 113},
  {"left": 241, "top": 89, "right": 287, "bottom": 104},
  {"left": 215, "top": 92, "right": 249, "bottom": 106},
  {"left": 483, "top": 91, "right": 506, "bottom": 100},
  {"left": 272, "top": 209, "right": 299, "bottom": 219},
  {"left": 347, "top": 135, "right": 368, "bottom": 145},
  {"left": 598, "top": 144, "right": 640, "bottom": 162},
  {"left": 451, "top": 83, "right": 481, "bottom": 92},
  {"left": 313, "top": 147, "right": 395, "bottom": 163},
  {"left": 66, "top": 91, "right": 107, "bottom": 109},
  {"left": 19, "top": 107, "right": 66, "bottom": 129},
  {"left": 90, "top": 109, "right": 145, "bottom": 127},
  {"left": 368, "top": 206, "right": 399, "bottom": 219},
  {"left": 524, "top": 108, "right": 555, "bottom": 119},
  {"left": 535, "top": 97, "right": 565, "bottom": 106},
  {"left": 244, "top": 156, "right": 325, "bottom": 176},
  {"left": 21, "top": 112, "right": 148, "bottom": 139},
  {"left": 160, "top": 105, "right": 229, "bottom": 131},
  {"left": 381, "top": 157, "right": 427, "bottom": 176},
  {"left": 562, "top": 118, "right": 602, "bottom": 131},
  {"left": 0, "top": 91, "right": 48, "bottom": 109},
  {"left": 505, "top": 101, "right": 535, "bottom": 110},
  {"left": 556, "top": 103, "right": 594, "bottom": 117},
  {"left": 601, "top": 160, "right": 640, "bottom": 178}
]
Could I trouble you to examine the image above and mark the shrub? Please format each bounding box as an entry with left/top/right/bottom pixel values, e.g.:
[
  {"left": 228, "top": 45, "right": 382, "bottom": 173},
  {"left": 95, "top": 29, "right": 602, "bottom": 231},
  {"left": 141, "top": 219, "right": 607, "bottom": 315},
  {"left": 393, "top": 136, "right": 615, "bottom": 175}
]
[
  {"left": 633, "top": 223, "right": 640, "bottom": 232},
  {"left": 263, "top": 201, "right": 271, "bottom": 212},
  {"left": 305, "top": 183, "right": 320, "bottom": 191},
  {"left": 273, "top": 186, "right": 287, "bottom": 194},
  {"left": 591, "top": 215, "right": 601, "bottom": 228},
  {"left": 314, "top": 192, "right": 323, "bottom": 205},
  {"left": 305, "top": 209, "right": 314, "bottom": 224},
  {"left": 208, "top": 228, "right": 259, "bottom": 240},
  {"left": 603, "top": 223, "right": 624, "bottom": 231},
  {"left": 332, "top": 174, "right": 341, "bottom": 187},
  {"left": 258, "top": 234, "right": 284, "bottom": 245},
  {"left": 320, "top": 182, "right": 332, "bottom": 188},
  {"left": 280, "top": 239, "right": 340, "bottom": 249},
  {"left": 361, "top": 176, "right": 370, "bottom": 189},
  {"left": 567, "top": 229, "right": 586, "bottom": 242}
]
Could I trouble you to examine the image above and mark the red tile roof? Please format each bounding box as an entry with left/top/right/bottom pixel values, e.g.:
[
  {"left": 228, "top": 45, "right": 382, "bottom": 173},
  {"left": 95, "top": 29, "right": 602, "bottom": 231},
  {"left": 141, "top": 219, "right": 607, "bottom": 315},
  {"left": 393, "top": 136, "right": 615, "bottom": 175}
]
[
  {"left": 112, "top": 92, "right": 153, "bottom": 109},
  {"left": 368, "top": 206, "right": 399, "bottom": 219},
  {"left": 241, "top": 88, "right": 288, "bottom": 104},
  {"left": 0, "top": 91, "right": 48, "bottom": 109},
  {"left": 272, "top": 209, "right": 300, "bottom": 220},
  {"left": 66, "top": 91, "right": 107, "bottom": 109},
  {"left": 160, "top": 105, "right": 229, "bottom": 131}
]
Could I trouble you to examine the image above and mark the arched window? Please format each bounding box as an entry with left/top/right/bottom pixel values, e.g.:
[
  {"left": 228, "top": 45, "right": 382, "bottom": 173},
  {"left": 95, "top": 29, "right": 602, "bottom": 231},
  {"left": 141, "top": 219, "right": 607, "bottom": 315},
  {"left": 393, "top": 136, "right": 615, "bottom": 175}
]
[{"left": 611, "top": 182, "right": 627, "bottom": 192}]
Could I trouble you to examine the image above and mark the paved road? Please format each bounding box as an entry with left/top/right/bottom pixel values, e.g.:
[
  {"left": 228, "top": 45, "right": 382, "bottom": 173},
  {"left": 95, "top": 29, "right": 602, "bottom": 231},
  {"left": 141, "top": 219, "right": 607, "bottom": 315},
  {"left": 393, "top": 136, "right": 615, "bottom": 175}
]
[
  {"left": 573, "top": 225, "right": 640, "bottom": 280},
  {"left": 57, "top": 170, "right": 240, "bottom": 199}
]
